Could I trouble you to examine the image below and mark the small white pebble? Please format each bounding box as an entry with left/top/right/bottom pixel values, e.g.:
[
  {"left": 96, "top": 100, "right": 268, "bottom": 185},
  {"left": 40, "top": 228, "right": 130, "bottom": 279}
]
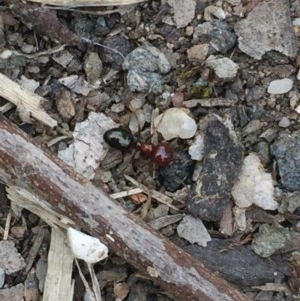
[
  {"left": 268, "top": 78, "right": 293, "bottom": 94},
  {"left": 185, "top": 26, "right": 194, "bottom": 36},
  {"left": 205, "top": 55, "right": 238, "bottom": 80},
  {"left": 0, "top": 49, "right": 12, "bottom": 59},
  {"left": 189, "top": 134, "right": 205, "bottom": 160},
  {"left": 278, "top": 117, "right": 290, "bottom": 128},
  {"left": 154, "top": 108, "right": 197, "bottom": 140},
  {"left": 293, "top": 17, "right": 300, "bottom": 26},
  {"left": 67, "top": 228, "right": 108, "bottom": 264}
]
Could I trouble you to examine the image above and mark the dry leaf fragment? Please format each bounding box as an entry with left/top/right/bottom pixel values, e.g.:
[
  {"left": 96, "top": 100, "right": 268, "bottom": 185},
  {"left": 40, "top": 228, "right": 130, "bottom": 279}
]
[
  {"left": 56, "top": 90, "right": 76, "bottom": 119},
  {"left": 10, "top": 226, "right": 26, "bottom": 239},
  {"left": 129, "top": 193, "right": 148, "bottom": 205},
  {"left": 114, "top": 282, "right": 130, "bottom": 300},
  {"left": 59, "top": 75, "right": 91, "bottom": 96}
]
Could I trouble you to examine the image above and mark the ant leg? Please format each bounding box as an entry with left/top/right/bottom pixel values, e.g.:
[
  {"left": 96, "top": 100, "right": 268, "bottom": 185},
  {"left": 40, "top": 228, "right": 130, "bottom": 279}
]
[{"left": 150, "top": 109, "right": 160, "bottom": 178}]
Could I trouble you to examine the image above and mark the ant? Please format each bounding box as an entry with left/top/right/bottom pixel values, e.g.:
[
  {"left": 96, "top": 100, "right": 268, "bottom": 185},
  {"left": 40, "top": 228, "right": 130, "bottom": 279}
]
[{"left": 103, "top": 123, "right": 173, "bottom": 167}]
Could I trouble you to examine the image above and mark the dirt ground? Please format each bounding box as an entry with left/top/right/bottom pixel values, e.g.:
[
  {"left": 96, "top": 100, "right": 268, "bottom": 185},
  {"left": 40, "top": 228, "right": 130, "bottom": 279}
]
[{"left": 0, "top": 0, "right": 300, "bottom": 300}]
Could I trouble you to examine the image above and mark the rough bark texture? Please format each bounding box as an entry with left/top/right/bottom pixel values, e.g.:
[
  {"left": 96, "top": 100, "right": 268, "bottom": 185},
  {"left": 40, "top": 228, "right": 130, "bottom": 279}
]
[{"left": 0, "top": 116, "right": 252, "bottom": 301}]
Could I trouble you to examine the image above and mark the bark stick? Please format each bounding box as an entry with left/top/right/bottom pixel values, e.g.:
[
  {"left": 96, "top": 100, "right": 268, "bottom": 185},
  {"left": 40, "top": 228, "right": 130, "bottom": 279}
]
[{"left": 0, "top": 116, "right": 252, "bottom": 301}]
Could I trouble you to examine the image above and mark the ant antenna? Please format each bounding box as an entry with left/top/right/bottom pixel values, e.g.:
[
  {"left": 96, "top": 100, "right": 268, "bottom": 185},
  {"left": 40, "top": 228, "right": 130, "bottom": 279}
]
[{"left": 81, "top": 37, "right": 125, "bottom": 60}]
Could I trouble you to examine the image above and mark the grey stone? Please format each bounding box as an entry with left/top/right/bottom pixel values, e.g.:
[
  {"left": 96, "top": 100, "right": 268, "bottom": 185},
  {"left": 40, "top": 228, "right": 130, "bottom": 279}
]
[{"left": 271, "top": 131, "right": 300, "bottom": 191}]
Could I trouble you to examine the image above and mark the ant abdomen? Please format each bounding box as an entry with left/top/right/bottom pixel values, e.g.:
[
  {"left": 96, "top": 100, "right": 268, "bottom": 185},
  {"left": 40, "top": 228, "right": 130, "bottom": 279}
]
[
  {"left": 152, "top": 143, "right": 173, "bottom": 166},
  {"left": 103, "top": 128, "right": 135, "bottom": 151}
]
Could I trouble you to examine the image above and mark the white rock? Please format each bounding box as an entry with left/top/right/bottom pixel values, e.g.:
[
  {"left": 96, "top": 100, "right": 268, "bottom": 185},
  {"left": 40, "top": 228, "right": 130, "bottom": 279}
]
[
  {"left": 233, "top": 207, "right": 246, "bottom": 232},
  {"left": 177, "top": 215, "right": 211, "bottom": 246},
  {"left": 204, "top": 5, "right": 226, "bottom": 21},
  {"left": 232, "top": 153, "right": 277, "bottom": 210},
  {"left": 0, "top": 49, "right": 12, "bottom": 59},
  {"left": 297, "top": 68, "right": 300, "bottom": 81},
  {"left": 267, "top": 78, "right": 293, "bottom": 94},
  {"left": 293, "top": 17, "right": 300, "bottom": 26},
  {"left": 67, "top": 228, "right": 108, "bottom": 264},
  {"left": 188, "top": 134, "right": 205, "bottom": 160},
  {"left": 154, "top": 108, "right": 197, "bottom": 140},
  {"left": 205, "top": 55, "right": 238, "bottom": 80},
  {"left": 278, "top": 117, "right": 290, "bottom": 128}
]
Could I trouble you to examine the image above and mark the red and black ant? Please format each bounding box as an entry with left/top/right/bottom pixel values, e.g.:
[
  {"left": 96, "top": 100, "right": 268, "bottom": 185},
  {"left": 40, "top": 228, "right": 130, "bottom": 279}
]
[{"left": 103, "top": 127, "right": 173, "bottom": 166}]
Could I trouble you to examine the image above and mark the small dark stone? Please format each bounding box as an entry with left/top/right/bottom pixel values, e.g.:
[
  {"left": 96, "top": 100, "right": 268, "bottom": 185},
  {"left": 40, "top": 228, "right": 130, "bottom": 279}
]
[
  {"left": 188, "top": 116, "right": 243, "bottom": 221},
  {"left": 184, "top": 239, "right": 291, "bottom": 288},
  {"left": 71, "top": 17, "right": 94, "bottom": 39},
  {"left": 158, "top": 24, "right": 184, "bottom": 48},
  {"left": 94, "top": 17, "right": 110, "bottom": 36},
  {"left": 246, "top": 85, "right": 266, "bottom": 102},
  {"left": 263, "top": 50, "right": 290, "bottom": 65},
  {"left": 253, "top": 141, "right": 270, "bottom": 166},
  {"left": 126, "top": 282, "right": 155, "bottom": 301},
  {"left": 210, "top": 21, "right": 237, "bottom": 54},
  {"left": 94, "top": 16, "right": 118, "bottom": 36},
  {"left": 271, "top": 131, "right": 300, "bottom": 191},
  {"left": 101, "top": 35, "right": 134, "bottom": 70},
  {"left": 159, "top": 151, "right": 195, "bottom": 192}
]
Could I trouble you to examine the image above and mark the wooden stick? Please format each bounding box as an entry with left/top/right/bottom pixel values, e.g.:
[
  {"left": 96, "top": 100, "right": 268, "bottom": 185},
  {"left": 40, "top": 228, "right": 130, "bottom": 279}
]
[
  {"left": 28, "top": 0, "right": 146, "bottom": 6},
  {"left": 0, "top": 73, "right": 57, "bottom": 128},
  {"left": 0, "top": 116, "right": 252, "bottom": 301}
]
